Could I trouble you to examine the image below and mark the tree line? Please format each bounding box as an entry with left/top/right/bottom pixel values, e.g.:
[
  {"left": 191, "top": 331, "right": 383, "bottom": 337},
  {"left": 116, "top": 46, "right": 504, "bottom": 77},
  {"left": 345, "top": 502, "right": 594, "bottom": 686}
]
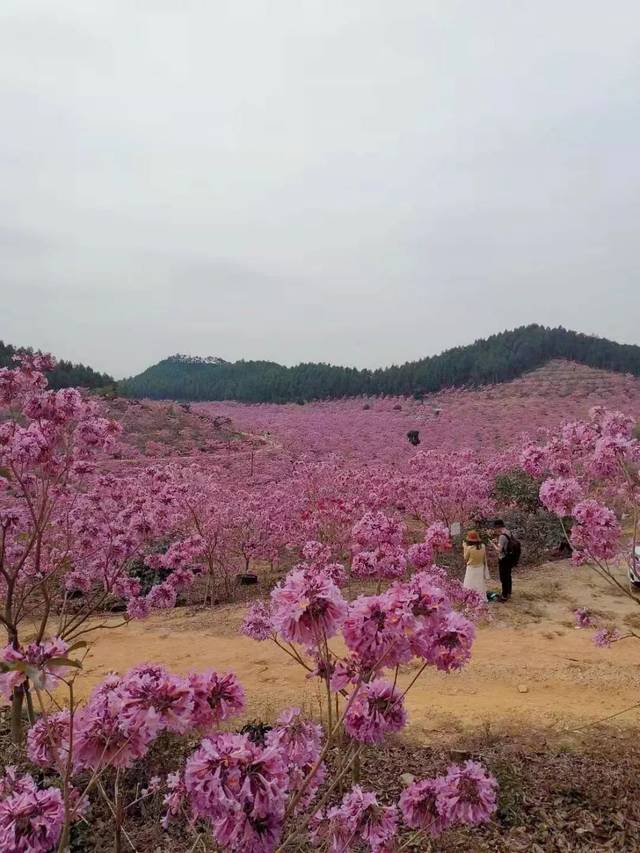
[
  {"left": 119, "top": 325, "right": 640, "bottom": 402},
  {"left": 0, "top": 340, "right": 114, "bottom": 390}
]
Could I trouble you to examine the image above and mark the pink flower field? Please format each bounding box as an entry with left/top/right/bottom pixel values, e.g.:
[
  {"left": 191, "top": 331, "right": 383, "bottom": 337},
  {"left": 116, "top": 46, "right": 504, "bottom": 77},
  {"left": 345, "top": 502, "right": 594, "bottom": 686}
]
[
  {"left": 193, "top": 360, "right": 640, "bottom": 465},
  {"left": 2, "top": 354, "right": 640, "bottom": 852}
]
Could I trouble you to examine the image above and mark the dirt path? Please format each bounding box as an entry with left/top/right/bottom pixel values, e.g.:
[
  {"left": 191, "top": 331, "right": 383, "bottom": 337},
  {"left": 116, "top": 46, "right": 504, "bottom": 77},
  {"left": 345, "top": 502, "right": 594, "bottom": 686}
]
[{"left": 77, "top": 562, "right": 640, "bottom": 737}]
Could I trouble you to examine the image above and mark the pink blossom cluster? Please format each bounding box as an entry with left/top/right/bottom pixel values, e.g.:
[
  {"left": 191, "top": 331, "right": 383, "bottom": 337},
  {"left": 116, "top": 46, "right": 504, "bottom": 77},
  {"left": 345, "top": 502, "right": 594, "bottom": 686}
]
[
  {"left": 27, "top": 710, "right": 72, "bottom": 770},
  {"left": 407, "top": 521, "right": 452, "bottom": 569},
  {"left": 270, "top": 568, "right": 348, "bottom": 645},
  {"left": 312, "top": 785, "right": 398, "bottom": 852},
  {"left": 351, "top": 542, "right": 407, "bottom": 580},
  {"left": 0, "top": 767, "right": 65, "bottom": 853},
  {"left": 343, "top": 678, "right": 407, "bottom": 744},
  {"left": 0, "top": 355, "right": 50, "bottom": 406},
  {"left": 26, "top": 664, "right": 245, "bottom": 775},
  {"left": 0, "top": 377, "right": 119, "bottom": 474},
  {"left": 574, "top": 608, "right": 594, "bottom": 629},
  {"left": 179, "top": 705, "right": 327, "bottom": 850},
  {"left": 569, "top": 499, "right": 620, "bottom": 564},
  {"left": 301, "top": 539, "right": 334, "bottom": 567},
  {"left": 265, "top": 707, "right": 326, "bottom": 812},
  {"left": 251, "top": 559, "right": 476, "bottom": 747},
  {"left": 539, "top": 477, "right": 584, "bottom": 517},
  {"left": 310, "top": 760, "right": 496, "bottom": 851},
  {"left": 351, "top": 512, "right": 408, "bottom": 580},
  {"left": 185, "top": 732, "right": 289, "bottom": 850},
  {"left": 399, "top": 760, "right": 497, "bottom": 837},
  {"left": 342, "top": 572, "right": 475, "bottom": 681},
  {"left": 352, "top": 512, "right": 406, "bottom": 550},
  {"left": 523, "top": 406, "right": 640, "bottom": 568},
  {"left": 522, "top": 406, "right": 640, "bottom": 487},
  {"left": 241, "top": 601, "right": 274, "bottom": 641},
  {"left": 0, "top": 638, "right": 71, "bottom": 697},
  {"left": 593, "top": 627, "right": 623, "bottom": 648}
]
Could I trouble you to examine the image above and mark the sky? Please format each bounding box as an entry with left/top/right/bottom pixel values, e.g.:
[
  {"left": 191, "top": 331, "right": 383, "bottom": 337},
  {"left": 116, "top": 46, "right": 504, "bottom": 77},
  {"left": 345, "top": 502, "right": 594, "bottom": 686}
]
[{"left": 1, "top": 1, "right": 640, "bottom": 379}]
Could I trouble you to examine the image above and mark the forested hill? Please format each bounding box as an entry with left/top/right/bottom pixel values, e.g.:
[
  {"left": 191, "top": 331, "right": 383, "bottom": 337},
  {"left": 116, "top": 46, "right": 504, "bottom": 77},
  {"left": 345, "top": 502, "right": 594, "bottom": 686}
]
[
  {"left": 0, "top": 340, "right": 114, "bottom": 390},
  {"left": 119, "top": 325, "right": 640, "bottom": 403}
]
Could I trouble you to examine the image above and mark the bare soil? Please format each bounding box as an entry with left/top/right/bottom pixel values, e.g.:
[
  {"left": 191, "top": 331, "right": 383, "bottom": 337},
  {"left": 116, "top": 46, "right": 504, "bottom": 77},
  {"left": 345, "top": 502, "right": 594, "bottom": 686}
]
[{"left": 78, "top": 560, "right": 640, "bottom": 735}]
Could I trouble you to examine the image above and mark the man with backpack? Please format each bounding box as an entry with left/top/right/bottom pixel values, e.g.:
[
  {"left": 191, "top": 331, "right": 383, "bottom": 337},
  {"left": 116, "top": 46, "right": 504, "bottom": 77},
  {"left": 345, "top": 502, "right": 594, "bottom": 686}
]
[{"left": 491, "top": 520, "right": 521, "bottom": 602}]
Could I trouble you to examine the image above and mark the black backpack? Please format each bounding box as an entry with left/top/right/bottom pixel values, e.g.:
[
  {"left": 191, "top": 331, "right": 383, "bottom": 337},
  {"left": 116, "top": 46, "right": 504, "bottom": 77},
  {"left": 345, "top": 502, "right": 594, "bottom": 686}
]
[{"left": 503, "top": 532, "right": 521, "bottom": 565}]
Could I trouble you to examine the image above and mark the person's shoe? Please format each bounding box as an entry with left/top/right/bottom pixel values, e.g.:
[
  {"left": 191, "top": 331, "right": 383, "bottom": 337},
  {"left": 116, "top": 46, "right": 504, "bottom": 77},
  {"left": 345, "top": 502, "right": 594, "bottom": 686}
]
[{"left": 498, "top": 595, "right": 510, "bottom": 603}]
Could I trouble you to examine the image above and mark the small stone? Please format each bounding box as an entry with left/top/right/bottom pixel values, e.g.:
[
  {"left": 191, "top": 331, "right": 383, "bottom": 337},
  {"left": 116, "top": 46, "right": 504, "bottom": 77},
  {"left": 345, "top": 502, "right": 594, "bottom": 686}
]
[
  {"left": 518, "top": 684, "right": 529, "bottom": 694},
  {"left": 400, "top": 773, "right": 416, "bottom": 786}
]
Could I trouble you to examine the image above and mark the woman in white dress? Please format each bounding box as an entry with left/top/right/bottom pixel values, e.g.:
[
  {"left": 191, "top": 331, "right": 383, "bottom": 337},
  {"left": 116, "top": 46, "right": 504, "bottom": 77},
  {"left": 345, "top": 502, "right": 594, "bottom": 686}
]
[{"left": 462, "top": 530, "right": 490, "bottom": 598}]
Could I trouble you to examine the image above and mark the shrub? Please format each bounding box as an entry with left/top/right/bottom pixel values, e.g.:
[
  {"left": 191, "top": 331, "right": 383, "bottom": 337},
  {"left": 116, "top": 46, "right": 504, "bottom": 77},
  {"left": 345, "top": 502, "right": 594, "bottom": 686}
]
[{"left": 492, "top": 468, "right": 541, "bottom": 514}]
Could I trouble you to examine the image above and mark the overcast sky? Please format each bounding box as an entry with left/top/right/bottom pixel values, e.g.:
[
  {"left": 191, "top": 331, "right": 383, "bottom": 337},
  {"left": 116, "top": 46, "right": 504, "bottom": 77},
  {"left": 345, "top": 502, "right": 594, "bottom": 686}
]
[{"left": 2, "top": 1, "right": 639, "bottom": 379}]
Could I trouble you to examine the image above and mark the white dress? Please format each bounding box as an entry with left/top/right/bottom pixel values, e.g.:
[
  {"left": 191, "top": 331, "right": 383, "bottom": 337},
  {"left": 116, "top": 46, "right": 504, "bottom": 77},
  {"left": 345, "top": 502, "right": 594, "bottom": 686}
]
[{"left": 463, "top": 544, "right": 490, "bottom": 596}]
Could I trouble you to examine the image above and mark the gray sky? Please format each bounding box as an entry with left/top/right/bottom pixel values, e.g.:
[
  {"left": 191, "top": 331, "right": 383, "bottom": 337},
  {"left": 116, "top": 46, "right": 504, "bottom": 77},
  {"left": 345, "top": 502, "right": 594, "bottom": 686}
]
[{"left": 2, "top": 1, "right": 640, "bottom": 379}]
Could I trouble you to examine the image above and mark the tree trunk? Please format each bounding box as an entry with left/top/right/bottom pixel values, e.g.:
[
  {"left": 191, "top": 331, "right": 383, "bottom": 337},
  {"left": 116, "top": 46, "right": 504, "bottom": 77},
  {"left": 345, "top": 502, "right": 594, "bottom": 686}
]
[
  {"left": 10, "top": 686, "right": 25, "bottom": 744},
  {"left": 114, "top": 773, "right": 123, "bottom": 853},
  {"left": 58, "top": 822, "right": 71, "bottom": 853},
  {"left": 352, "top": 751, "right": 361, "bottom": 784}
]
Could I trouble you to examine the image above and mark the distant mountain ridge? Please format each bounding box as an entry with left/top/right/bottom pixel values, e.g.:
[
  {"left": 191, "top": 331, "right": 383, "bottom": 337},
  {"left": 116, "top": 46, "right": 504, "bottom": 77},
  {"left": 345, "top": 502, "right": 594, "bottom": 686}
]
[
  {"left": 119, "top": 325, "right": 640, "bottom": 403},
  {"left": 0, "top": 340, "right": 114, "bottom": 390},
  {"left": 169, "top": 354, "right": 229, "bottom": 366}
]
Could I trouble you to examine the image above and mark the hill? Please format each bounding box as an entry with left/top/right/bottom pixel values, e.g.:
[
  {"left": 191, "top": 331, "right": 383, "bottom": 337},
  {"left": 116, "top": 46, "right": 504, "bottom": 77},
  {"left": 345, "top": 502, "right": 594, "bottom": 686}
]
[
  {"left": 0, "top": 340, "right": 114, "bottom": 390},
  {"left": 120, "top": 325, "right": 640, "bottom": 402},
  {"left": 196, "top": 360, "right": 640, "bottom": 462}
]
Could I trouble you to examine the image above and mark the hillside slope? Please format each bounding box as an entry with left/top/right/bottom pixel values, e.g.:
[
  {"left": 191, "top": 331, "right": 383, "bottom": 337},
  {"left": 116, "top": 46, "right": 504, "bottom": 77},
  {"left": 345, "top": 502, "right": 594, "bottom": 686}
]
[
  {"left": 98, "top": 397, "right": 245, "bottom": 463},
  {"left": 195, "top": 360, "right": 640, "bottom": 461},
  {"left": 120, "top": 325, "right": 640, "bottom": 402}
]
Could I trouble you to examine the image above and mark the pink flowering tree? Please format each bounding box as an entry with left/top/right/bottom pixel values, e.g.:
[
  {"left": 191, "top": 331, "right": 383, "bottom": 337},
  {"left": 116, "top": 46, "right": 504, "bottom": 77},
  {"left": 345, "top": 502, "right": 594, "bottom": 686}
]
[
  {"left": 236, "top": 536, "right": 493, "bottom": 848},
  {"left": 157, "top": 468, "right": 302, "bottom": 606},
  {"left": 402, "top": 449, "right": 495, "bottom": 529},
  {"left": 293, "top": 461, "right": 364, "bottom": 555},
  {"left": 0, "top": 357, "right": 195, "bottom": 741},
  {"left": 165, "top": 466, "right": 237, "bottom": 604},
  {"left": 351, "top": 511, "right": 408, "bottom": 587},
  {"left": 229, "top": 486, "right": 301, "bottom": 576},
  {"left": 290, "top": 461, "right": 398, "bottom": 559},
  {"left": 0, "top": 354, "right": 117, "bottom": 738},
  {"left": 523, "top": 407, "right": 640, "bottom": 646}
]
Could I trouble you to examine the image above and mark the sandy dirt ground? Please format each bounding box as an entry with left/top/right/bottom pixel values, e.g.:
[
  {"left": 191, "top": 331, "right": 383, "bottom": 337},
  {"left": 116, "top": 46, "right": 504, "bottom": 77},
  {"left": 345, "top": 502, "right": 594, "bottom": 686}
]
[{"left": 68, "top": 561, "right": 640, "bottom": 740}]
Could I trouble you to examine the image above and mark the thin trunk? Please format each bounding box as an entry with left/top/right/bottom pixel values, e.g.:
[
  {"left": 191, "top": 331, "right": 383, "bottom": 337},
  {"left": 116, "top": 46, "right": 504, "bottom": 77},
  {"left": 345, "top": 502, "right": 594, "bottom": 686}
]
[
  {"left": 10, "top": 686, "right": 24, "bottom": 743},
  {"left": 24, "top": 685, "right": 35, "bottom": 724},
  {"left": 114, "top": 771, "right": 123, "bottom": 853},
  {"left": 321, "top": 634, "right": 333, "bottom": 740},
  {"left": 352, "top": 750, "right": 361, "bottom": 784},
  {"left": 57, "top": 681, "right": 76, "bottom": 853}
]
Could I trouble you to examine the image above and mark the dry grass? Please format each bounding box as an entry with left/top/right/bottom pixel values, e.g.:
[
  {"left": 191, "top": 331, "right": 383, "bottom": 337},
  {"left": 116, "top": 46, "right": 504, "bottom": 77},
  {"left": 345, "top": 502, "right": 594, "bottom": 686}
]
[{"left": 623, "top": 611, "right": 640, "bottom": 631}]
